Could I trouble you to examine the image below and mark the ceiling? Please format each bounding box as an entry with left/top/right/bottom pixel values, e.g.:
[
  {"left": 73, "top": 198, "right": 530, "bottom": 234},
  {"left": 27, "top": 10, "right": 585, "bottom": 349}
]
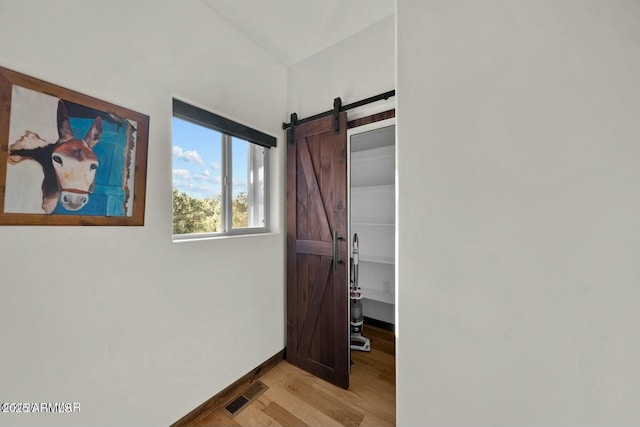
[{"left": 202, "top": 0, "right": 395, "bottom": 66}]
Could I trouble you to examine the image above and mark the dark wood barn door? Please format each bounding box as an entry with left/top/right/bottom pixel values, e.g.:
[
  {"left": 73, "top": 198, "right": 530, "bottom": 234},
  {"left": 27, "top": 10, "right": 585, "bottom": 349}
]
[{"left": 286, "top": 113, "right": 349, "bottom": 389}]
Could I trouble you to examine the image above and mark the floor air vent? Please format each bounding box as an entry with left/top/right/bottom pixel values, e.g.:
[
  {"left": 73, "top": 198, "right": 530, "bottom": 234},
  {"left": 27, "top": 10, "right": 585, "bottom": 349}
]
[{"left": 223, "top": 381, "right": 268, "bottom": 418}]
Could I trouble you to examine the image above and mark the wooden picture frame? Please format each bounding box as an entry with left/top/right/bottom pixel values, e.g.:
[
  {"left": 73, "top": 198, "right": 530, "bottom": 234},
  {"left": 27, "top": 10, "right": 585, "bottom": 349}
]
[{"left": 0, "top": 66, "right": 149, "bottom": 225}]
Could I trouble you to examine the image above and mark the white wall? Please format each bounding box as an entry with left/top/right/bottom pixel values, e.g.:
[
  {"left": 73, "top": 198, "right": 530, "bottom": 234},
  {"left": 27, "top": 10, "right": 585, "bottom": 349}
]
[
  {"left": 288, "top": 15, "right": 395, "bottom": 118},
  {"left": 397, "top": 1, "right": 640, "bottom": 425},
  {"left": 0, "top": 1, "right": 286, "bottom": 426}
]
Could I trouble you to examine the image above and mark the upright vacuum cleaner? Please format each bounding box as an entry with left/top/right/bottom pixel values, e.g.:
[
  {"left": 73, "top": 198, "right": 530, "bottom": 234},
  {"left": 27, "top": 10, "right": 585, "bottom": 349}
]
[{"left": 350, "top": 233, "right": 371, "bottom": 352}]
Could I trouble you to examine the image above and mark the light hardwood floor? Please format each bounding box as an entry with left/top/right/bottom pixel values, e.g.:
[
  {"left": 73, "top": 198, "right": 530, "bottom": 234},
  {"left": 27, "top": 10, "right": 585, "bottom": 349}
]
[{"left": 194, "top": 325, "right": 395, "bottom": 427}]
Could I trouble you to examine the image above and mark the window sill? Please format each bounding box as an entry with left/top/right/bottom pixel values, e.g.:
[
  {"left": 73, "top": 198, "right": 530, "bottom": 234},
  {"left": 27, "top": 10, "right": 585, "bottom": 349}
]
[{"left": 172, "top": 231, "right": 279, "bottom": 243}]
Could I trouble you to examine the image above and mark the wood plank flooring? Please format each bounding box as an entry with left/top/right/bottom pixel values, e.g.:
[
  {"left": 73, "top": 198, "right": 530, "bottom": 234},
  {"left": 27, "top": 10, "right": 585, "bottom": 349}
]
[{"left": 194, "top": 325, "right": 395, "bottom": 427}]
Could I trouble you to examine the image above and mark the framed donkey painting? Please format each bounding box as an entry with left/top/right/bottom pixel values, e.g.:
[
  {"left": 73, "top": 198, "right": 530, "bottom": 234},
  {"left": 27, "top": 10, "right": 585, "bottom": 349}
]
[{"left": 0, "top": 66, "right": 149, "bottom": 225}]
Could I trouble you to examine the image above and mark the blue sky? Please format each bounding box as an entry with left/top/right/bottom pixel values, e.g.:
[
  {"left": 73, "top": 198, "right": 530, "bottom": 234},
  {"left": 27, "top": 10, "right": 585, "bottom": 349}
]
[{"left": 172, "top": 117, "right": 247, "bottom": 199}]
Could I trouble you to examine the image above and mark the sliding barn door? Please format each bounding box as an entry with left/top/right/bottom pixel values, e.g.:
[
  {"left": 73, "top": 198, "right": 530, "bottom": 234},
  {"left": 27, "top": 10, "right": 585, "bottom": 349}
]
[{"left": 286, "top": 113, "right": 349, "bottom": 389}]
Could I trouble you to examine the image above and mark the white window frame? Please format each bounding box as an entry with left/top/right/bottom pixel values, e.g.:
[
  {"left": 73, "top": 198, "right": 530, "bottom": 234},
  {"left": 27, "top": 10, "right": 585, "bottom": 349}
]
[{"left": 219, "top": 134, "right": 270, "bottom": 236}]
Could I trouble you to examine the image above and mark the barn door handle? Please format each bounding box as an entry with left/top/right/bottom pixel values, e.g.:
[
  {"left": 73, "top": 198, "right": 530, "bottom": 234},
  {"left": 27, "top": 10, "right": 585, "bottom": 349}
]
[{"left": 333, "top": 231, "right": 344, "bottom": 271}]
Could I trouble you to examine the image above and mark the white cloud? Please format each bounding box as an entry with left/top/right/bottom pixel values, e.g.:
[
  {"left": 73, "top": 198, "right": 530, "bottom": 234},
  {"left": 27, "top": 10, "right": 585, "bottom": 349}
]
[
  {"left": 174, "top": 179, "right": 221, "bottom": 199},
  {"left": 172, "top": 169, "right": 191, "bottom": 179},
  {"left": 210, "top": 161, "right": 221, "bottom": 171},
  {"left": 194, "top": 170, "right": 217, "bottom": 183},
  {"left": 173, "top": 167, "right": 223, "bottom": 198},
  {"left": 173, "top": 146, "right": 204, "bottom": 165}
]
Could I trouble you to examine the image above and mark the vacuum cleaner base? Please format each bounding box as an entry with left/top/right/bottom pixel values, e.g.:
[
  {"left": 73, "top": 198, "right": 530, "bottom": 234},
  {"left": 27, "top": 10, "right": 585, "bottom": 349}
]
[{"left": 350, "top": 335, "right": 371, "bottom": 352}]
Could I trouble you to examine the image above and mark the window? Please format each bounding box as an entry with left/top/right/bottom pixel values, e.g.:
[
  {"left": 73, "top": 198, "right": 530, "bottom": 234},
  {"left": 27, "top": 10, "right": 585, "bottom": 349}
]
[{"left": 171, "top": 99, "right": 275, "bottom": 239}]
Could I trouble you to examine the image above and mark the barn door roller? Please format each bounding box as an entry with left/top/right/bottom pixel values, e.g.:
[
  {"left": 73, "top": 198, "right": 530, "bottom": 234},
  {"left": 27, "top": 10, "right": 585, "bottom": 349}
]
[
  {"left": 287, "top": 112, "right": 297, "bottom": 145},
  {"left": 333, "top": 97, "right": 342, "bottom": 134}
]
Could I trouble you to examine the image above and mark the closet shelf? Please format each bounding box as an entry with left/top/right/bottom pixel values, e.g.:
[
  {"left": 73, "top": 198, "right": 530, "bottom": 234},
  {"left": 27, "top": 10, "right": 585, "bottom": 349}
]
[
  {"left": 352, "top": 222, "right": 394, "bottom": 227},
  {"left": 362, "top": 289, "right": 395, "bottom": 305},
  {"left": 350, "top": 184, "right": 395, "bottom": 192},
  {"left": 359, "top": 255, "right": 395, "bottom": 264}
]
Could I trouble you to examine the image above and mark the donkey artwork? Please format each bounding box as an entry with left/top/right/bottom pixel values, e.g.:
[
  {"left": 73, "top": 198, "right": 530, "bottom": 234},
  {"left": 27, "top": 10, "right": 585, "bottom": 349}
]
[
  {"left": 7, "top": 100, "right": 102, "bottom": 214},
  {"left": 0, "top": 66, "right": 148, "bottom": 225}
]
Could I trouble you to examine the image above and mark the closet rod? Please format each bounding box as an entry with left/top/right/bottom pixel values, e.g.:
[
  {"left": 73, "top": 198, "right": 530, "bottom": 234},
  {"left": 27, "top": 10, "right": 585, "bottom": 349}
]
[{"left": 282, "top": 90, "right": 395, "bottom": 130}]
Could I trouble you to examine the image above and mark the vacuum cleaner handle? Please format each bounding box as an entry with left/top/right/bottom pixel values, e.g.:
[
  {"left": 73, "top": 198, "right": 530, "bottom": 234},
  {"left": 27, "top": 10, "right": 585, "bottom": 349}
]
[{"left": 352, "top": 233, "right": 359, "bottom": 289}]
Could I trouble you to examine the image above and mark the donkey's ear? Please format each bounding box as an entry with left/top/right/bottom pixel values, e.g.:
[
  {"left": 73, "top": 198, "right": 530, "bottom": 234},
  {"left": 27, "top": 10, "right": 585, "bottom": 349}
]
[
  {"left": 83, "top": 116, "right": 102, "bottom": 148},
  {"left": 57, "top": 100, "right": 74, "bottom": 142}
]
